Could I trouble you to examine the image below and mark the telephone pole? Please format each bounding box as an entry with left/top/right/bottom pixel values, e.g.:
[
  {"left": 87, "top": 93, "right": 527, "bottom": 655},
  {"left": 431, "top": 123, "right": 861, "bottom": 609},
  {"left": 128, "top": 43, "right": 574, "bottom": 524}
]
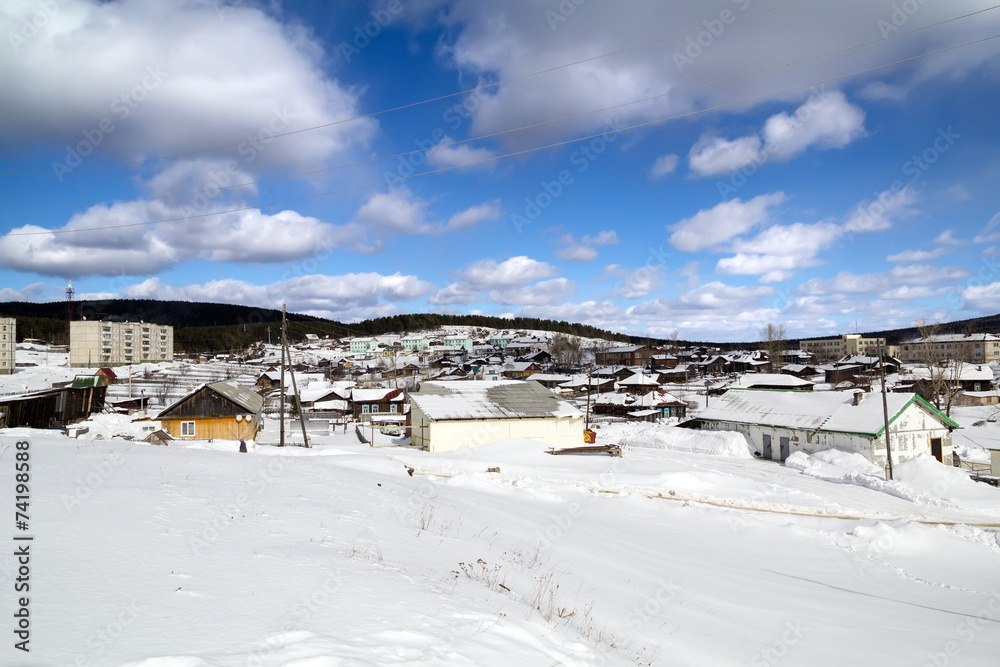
[
  {"left": 279, "top": 305, "right": 286, "bottom": 447},
  {"left": 878, "top": 340, "right": 894, "bottom": 481}
]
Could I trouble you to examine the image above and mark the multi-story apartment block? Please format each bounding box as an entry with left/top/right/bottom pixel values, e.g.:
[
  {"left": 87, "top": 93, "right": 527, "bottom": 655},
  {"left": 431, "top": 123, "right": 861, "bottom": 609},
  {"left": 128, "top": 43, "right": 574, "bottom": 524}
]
[
  {"left": 348, "top": 337, "right": 379, "bottom": 354},
  {"left": 400, "top": 336, "right": 430, "bottom": 351},
  {"left": 70, "top": 321, "right": 173, "bottom": 368},
  {"left": 799, "top": 334, "right": 887, "bottom": 360},
  {"left": 0, "top": 317, "right": 15, "bottom": 375},
  {"left": 898, "top": 333, "right": 1000, "bottom": 363}
]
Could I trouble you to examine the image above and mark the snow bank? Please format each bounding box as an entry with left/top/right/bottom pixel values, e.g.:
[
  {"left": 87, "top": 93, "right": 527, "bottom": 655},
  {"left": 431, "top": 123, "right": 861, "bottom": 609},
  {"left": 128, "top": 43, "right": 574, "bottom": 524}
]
[
  {"left": 893, "top": 454, "right": 979, "bottom": 492},
  {"left": 785, "top": 449, "right": 882, "bottom": 479},
  {"left": 785, "top": 451, "right": 998, "bottom": 511},
  {"left": 617, "top": 424, "right": 754, "bottom": 458}
]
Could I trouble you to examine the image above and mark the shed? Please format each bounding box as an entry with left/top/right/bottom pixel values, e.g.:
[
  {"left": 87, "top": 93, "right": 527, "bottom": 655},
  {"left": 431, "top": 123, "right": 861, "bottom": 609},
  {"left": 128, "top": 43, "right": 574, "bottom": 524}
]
[
  {"left": 157, "top": 380, "right": 263, "bottom": 440},
  {"left": 684, "top": 389, "right": 958, "bottom": 466},
  {"left": 409, "top": 380, "right": 584, "bottom": 452}
]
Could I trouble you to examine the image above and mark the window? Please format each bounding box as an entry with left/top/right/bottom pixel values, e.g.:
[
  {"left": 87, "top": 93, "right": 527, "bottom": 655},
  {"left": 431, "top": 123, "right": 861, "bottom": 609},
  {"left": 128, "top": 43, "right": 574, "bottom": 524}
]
[
  {"left": 181, "top": 421, "right": 195, "bottom": 436},
  {"left": 390, "top": 404, "right": 398, "bottom": 413},
  {"left": 362, "top": 404, "right": 370, "bottom": 414}
]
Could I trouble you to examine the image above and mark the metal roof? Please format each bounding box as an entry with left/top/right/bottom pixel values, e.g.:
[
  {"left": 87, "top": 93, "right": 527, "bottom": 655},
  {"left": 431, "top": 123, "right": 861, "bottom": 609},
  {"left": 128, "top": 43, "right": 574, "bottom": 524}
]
[
  {"left": 208, "top": 380, "right": 263, "bottom": 413},
  {"left": 410, "top": 380, "right": 582, "bottom": 421},
  {"left": 696, "top": 389, "right": 958, "bottom": 436}
]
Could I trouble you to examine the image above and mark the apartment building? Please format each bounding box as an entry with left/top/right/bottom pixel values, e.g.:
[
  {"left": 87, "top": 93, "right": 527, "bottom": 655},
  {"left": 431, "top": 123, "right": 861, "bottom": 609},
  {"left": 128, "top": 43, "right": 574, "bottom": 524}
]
[
  {"left": 70, "top": 320, "right": 173, "bottom": 368},
  {"left": 799, "top": 334, "right": 887, "bottom": 360},
  {"left": 898, "top": 333, "right": 1000, "bottom": 363},
  {"left": 0, "top": 318, "right": 14, "bottom": 375}
]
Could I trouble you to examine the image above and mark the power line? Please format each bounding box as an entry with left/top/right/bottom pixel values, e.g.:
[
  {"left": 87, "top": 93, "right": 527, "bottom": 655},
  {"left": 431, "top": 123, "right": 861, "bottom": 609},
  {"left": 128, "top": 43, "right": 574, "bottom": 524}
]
[
  {"left": 0, "top": 0, "right": 818, "bottom": 177},
  {"left": 5, "top": 3, "right": 994, "bottom": 213},
  {"left": 5, "top": 32, "right": 999, "bottom": 238}
]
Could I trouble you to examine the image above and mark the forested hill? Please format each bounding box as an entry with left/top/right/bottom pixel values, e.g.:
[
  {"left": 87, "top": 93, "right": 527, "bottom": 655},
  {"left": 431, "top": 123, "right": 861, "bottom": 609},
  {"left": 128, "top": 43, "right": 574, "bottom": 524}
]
[{"left": 0, "top": 299, "right": 637, "bottom": 351}]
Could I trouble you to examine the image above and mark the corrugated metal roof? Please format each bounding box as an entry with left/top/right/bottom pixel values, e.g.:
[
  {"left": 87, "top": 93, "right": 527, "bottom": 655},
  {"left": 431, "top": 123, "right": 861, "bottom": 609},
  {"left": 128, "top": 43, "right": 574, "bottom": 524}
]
[
  {"left": 410, "top": 380, "right": 582, "bottom": 421},
  {"left": 209, "top": 380, "right": 263, "bottom": 413},
  {"left": 697, "top": 389, "right": 957, "bottom": 436}
]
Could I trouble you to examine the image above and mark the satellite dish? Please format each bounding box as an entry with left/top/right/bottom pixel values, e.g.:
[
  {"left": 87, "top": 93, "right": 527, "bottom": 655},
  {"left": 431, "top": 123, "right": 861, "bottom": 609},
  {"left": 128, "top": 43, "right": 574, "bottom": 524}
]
[{"left": 236, "top": 414, "right": 244, "bottom": 421}]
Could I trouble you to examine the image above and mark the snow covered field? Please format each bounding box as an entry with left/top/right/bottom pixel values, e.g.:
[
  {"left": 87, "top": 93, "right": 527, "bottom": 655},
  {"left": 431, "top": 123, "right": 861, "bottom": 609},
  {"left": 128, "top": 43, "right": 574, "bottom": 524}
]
[{"left": 1, "top": 420, "right": 999, "bottom": 666}]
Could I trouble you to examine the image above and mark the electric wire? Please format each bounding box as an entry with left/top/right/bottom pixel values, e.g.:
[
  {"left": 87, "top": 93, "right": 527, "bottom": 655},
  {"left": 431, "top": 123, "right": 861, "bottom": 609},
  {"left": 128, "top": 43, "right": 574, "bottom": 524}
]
[
  {"left": 4, "top": 3, "right": 994, "bottom": 212},
  {"left": 6, "top": 32, "right": 998, "bottom": 237}
]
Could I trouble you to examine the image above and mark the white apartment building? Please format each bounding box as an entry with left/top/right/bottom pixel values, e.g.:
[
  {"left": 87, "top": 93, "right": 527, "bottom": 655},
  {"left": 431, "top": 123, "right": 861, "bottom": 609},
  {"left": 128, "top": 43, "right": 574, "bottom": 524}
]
[
  {"left": 799, "top": 334, "right": 887, "bottom": 360},
  {"left": 70, "top": 320, "right": 173, "bottom": 368},
  {"left": 898, "top": 333, "right": 1000, "bottom": 363},
  {"left": 0, "top": 318, "right": 14, "bottom": 375}
]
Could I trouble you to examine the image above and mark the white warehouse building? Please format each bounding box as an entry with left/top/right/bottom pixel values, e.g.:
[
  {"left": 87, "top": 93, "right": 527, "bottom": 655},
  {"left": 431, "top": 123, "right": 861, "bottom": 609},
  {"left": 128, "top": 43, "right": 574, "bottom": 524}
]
[
  {"left": 408, "top": 380, "right": 584, "bottom": 452},
  {"left": 688, "top": 389, "right": 958, "bottom": 467}
]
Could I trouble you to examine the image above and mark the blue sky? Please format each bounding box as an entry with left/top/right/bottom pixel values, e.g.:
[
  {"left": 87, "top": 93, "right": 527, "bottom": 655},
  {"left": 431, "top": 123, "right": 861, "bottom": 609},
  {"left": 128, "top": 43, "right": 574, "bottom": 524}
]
[{"left": 1, "top": 0, "right": 999, "bottom": 342}]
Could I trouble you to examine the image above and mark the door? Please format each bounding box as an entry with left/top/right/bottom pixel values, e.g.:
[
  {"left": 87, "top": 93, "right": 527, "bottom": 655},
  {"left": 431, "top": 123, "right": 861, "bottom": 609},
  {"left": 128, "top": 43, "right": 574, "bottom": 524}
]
[
  {"left": 762, "top": 434, "right": 772, "bottom": 460},
  {"left": 930, "top": 437, "right": 943, "bottom": 463},
  {"left": 779, "top": 437, "right": 790, "bottom": 462}
]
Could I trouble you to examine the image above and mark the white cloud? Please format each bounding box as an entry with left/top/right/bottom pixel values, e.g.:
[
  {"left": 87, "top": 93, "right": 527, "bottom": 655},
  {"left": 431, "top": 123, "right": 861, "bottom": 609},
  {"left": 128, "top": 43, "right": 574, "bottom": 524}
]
[
  {"left": 447, "top": 200, "right": 502, "bottom": 230},
  {"left": 962, "top": 282, "right": 1000, "bottom": 310},
  {"left": 688, "top": 91, "right": 865, "bottom": 177},
  {"left": 649, "top": 154, "right": 679, "bottom": 179},
  {"left": 555, "top": 230, "right": 619, "bottom": 262},
  {"left": 457, "top": 255, "right": 557, "bottom": 289},
  {"left": 716, "top": 221, "right": 842, "bottom": 282},
  {"left": 428, "top": 282, "right": 481, "bottom": 306},
  {"left": 886, "top": 247, "right": 947, "bottom": 263},
  {"left": 0, "top": 0, "right": 375, "bottom": 170},
  {"left": 760, "top": 90, "right": 865, "bottom": 161},
  {"left": 401, "top": 1, "right": 999, "bottom": 149},
  {"left": 354, "top": 189, "right": 430, "bottom": 234},
  {"left": 843, "top": 186, "right": 918, "bottom": 233},
  {"left": 0, "top": 283, "right": 47, "bottom": 301},
  {"left": 670, "top": 193, "right": 785, "bottom": 252},
  {"left": 426, "top": 137, "right": 497, "bottom": 169},
  {"left": 688, "top": 136, "right": 762, "bottom": 178},
  {"left": 602, "top": 264, "right": 662, "bottom": 299},
  {"left": 677, "top": 281, "right": 775, "bottom": 309},
  {"left": 489, "top": 277, "right": 575, "bottom": 305},
  {"left": 118, "top": 272, "right": 435, "bottom": 321},
  {"left": 948, "top": 185, "right": 971, "bottom": 201},
  {"left": 973, "top": 213, "right": 1000, "bottom": 244}
]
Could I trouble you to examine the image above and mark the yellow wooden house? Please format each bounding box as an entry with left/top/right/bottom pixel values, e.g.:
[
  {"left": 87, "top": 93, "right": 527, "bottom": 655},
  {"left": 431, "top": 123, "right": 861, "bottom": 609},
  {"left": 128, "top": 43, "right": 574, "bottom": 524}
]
[{"left": 157, "top": 380, "right": 264, "bottom": 441}]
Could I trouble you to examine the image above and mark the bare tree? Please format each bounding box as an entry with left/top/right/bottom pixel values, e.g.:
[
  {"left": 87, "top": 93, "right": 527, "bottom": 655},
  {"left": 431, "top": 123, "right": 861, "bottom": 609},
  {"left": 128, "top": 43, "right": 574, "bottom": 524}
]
[
  {"left": 549, "top": 333, "right": 583, "bottom": 369},
  {"left": 913, "top": 321, "right": 972, "bottom": 416},
  {"left": 759, "top": 322, "right": 787, "bottom": 370}
]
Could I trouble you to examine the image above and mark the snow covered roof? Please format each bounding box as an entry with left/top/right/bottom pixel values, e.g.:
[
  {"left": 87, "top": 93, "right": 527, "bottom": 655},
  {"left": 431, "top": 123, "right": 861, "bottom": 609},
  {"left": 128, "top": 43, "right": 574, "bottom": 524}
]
[
  {"left": 617, "top": 372, "right": 661, "bottom": 386},
  {"left": 733, "top": 373, "right": 814, "bottom": 388},
  {"left": 696, "top": 389, "right": 958, "bottom": 436},
  {"left": 906, "top": 365, "right": 994, "bottom": 382},
  {"left": 410, "top": 380, "right": 582, "bottom": 421},
  {"left": 902, "top": 333, "right": 1000, "bottom": 344},
  {"left": 527, "top": 373, "right": 572, "bottom": 383},
  {"left": 352, "top": 388, "right": 405, "bottom": 402}
]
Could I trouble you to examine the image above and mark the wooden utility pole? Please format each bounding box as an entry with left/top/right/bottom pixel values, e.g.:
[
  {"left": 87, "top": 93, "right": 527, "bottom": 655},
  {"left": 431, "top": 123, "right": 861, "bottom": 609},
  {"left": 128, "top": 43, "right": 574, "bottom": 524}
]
[
  {"left": 585, "top": 362, "right": 593, "bottom": 430},
  {"left": 878, "top": 340, "right": 894, "bottom": 480},
  {"left": 285, "top": 345, "right": 311, "bottom": 448},
  {"left": 280, "top": 305, "right": 286, "bottom": 447}
]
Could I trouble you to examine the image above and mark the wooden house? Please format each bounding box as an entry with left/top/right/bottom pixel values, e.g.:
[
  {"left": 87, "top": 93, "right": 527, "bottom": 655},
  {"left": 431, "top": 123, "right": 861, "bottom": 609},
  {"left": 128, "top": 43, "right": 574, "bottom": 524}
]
[{"left": 157, "top": 380, "right": 263, "bottom": 441}]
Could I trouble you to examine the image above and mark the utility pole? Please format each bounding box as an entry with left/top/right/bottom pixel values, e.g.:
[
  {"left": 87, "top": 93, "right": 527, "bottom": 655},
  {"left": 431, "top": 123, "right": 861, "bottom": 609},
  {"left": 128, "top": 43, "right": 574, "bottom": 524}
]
[
  {"left": 285, "top": 337, "right": 311, "bottom": 448},
  {"left": 585, "top": 362, "right": 593, "bottom": 431},
  {"left": 878, "top": 340, "right": 894, "bottom": 481},
  {"left": 280, "top": 305, "right": 286, "bottom": 447}
]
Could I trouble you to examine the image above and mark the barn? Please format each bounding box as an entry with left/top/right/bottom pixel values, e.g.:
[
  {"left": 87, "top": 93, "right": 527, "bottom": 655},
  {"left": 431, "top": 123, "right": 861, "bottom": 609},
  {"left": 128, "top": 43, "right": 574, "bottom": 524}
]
[
  {"left": 408, "top": 380, "right": 584, "bottom": 452},
  {"left": 684, "top": 389, "right": 958, "bottom": 467},
  {"left": 157, "top": 380, "right": 263, "bottom": 441}
]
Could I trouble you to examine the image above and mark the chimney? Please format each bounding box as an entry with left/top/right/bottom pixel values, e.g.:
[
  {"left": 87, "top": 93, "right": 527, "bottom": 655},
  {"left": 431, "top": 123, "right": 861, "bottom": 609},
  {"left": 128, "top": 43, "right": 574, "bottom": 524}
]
[{"left": 852, "top": 390, "right": 864, "bottom": 406}]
